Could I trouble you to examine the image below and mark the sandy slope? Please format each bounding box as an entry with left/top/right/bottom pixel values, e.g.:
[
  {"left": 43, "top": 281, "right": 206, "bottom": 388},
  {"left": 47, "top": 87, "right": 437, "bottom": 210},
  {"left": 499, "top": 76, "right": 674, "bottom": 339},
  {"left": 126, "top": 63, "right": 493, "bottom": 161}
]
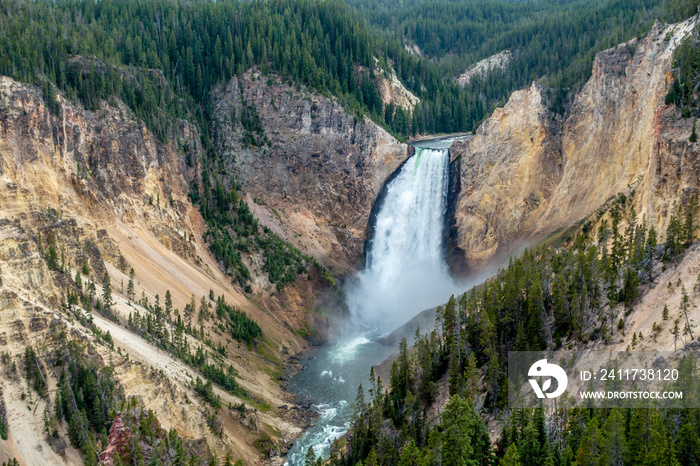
[
  {"left": 3, "top": 379, "right": 82, "bottom": 466},
  {"left": 614, "top": 244, "right": 700, "bottom": 351}
]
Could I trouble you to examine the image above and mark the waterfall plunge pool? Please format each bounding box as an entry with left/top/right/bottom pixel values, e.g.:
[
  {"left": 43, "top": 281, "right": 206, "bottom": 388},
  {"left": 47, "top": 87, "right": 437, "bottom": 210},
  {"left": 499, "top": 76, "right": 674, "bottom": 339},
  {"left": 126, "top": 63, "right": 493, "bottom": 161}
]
[{"left": 284, "top": 138, "right": 462, "bottom": 465}]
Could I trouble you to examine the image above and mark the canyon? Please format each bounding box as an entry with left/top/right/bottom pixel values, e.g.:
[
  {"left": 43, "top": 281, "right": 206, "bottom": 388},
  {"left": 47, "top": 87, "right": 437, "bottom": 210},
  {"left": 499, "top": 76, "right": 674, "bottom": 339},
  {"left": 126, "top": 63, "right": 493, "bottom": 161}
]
[
  {"left": 448, "top": 18, "right": 699, "bottom": 273},
  {"left": 0, "top": 12, "right": 698, "bottom": 466}
]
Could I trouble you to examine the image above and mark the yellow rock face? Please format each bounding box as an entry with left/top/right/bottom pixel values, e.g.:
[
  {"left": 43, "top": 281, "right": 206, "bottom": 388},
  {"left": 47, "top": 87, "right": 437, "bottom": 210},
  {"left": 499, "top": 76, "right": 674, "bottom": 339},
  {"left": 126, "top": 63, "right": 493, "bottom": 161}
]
[{"left": 453, "top": 19, "right": 700, "bottom": 273}]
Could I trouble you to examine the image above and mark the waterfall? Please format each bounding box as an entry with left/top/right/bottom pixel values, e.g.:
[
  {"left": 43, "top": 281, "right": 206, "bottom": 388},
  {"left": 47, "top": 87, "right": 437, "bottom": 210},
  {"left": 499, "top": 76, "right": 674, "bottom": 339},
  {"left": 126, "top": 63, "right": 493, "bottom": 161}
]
[
  {"left": 348, "top": 147, "right": 457, "bottom": 330},
  {"left": 285, "top": 142, "right": 461, "bottom": 466}
]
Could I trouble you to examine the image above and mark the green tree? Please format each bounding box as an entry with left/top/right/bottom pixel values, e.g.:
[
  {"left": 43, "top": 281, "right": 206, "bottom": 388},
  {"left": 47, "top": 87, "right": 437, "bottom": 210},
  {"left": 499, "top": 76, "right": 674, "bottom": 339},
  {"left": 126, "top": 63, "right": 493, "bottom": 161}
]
[
  {"left": 439, "top": 395, "right": 491, "bottom": 466},
  {"left": 681, "top": 286, "right": 694, "bottom": 341},
  {"left": 46, "top": 234, "right": 60, "bottom": 271},
  {"left": 626, "top": 409, "right": 677, "bottom": 466},
  {"left": 664, "top": 204, "right": 684, "bottom": 264},
  {"left": 676, "top": 419, "right": 700, "bottom": 465},
  {"left": 127, "top": 268, "right": 135, "bottom": 302},
  {"left": 682, "top": 195, "right": 697, "bottom": 247},
  {"left": 691, "top": 118, "right": 697, "bottom": 142},
  {"left": 165, "top": 290, "right": 173, "bottom": 319},
  {"left": 501, "top": 443, "right": 522, "bottom": 466},
  {"left": 101, "top": 272, "right": 114, "bottom": 314},
  {"left": 600, "top": 409, "right": 627, "bottom": 466},
  {"left": 304, "top": 446, "right": 316, "bottom": 466},
  {"left": 399, "top": 441, "right": 421, "bottom": 466}
]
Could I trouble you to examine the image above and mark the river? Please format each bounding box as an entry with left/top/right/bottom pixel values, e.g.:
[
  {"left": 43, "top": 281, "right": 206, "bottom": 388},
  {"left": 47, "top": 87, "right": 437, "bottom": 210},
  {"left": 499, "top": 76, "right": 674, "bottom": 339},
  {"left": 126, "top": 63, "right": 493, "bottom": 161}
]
[{"left": 284, "top": 137, "right": 462, "bottom": 465}]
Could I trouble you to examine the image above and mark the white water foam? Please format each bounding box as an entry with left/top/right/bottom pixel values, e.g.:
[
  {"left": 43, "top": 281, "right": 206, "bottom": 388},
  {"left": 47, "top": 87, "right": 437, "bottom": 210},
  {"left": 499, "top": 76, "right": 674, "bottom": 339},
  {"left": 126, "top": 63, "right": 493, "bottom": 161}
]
[
  {"left": 314, "top": 403, "right": 338, "bottom": 420},
  {"left": 286, "top": 402, "right": 349, "bottom": 464},
  {"left": 347, "top": 147, "right": 459, "bottom": 330},
  {"left": 285, "top": 144, "right": 461, "bottom": 466},
  {"left": 328, "top": 336, "right": 370, "bottom": 363}
]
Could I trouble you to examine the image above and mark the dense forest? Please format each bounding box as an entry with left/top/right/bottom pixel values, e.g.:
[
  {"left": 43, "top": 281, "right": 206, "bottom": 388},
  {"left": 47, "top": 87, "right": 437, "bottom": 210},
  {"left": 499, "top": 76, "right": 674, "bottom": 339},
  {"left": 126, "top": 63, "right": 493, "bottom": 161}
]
[
  {"left": 667, "top": 21, "right": 700, "bottom": 124},
  {"left": 3, "top": 0, "right": 700, "bottom": 294},
  {"left": 348, "top": 0, "right": 700, "bottom": 114},
  {"left": 0, "top": 0, "right": 448, "bottom": 139},
  {"left": 316, "top": 194, "right": 700, "bottom": 466},
  {"left": 4, "top": 0, "right": 699, "bottom": 143}
]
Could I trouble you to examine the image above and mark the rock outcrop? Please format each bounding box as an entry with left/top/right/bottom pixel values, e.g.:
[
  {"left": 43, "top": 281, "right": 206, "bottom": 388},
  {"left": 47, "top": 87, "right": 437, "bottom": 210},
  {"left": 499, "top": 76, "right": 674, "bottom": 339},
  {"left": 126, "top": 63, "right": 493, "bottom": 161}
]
[
  {"left": 451, "top": 18, "right": 700, "bottom": 273},
  {"left": 457, "top": 50, "right": 513, "bottom": 87},
  {"left": 0, "top": 75, "right": 197, "bottom": 277},
  {"left": 212, "top": 71, "right": 410, "bottom": 273},
  {"left": 375, "top": 66, "right": 420, "bottom": 112},
  {"left": 98, "top": 414, "right": 130, "bottom": 466},
  {"left": 0, "top": 74, "right": 316, "bottom": 464}
]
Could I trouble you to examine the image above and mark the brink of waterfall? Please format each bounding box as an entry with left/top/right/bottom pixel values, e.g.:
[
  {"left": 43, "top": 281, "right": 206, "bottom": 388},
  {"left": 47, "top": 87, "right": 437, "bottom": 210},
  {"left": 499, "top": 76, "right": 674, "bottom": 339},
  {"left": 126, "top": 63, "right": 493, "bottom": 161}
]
[{"left": 347, "top": 147, "right": 459, "bottom": 331}]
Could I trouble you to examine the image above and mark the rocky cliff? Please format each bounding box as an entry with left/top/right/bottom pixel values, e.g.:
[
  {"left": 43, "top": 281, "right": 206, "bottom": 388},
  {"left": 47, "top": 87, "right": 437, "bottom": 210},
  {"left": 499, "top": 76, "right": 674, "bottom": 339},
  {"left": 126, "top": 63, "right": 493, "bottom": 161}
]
[
  {"left": 0, "top": 75, "right": 315, "bottom": 464},
  {"left": 212, "top": 71, "right": 410, "bottom": 274},
  {"left": 0, "top": 60, "right": 415, "bottom": 462},
  {"left": 0, "top": 75, "right": 196, "bottom": 302},
  {"left": 450, "top": 18, "right": 700, "bottom": 273}
]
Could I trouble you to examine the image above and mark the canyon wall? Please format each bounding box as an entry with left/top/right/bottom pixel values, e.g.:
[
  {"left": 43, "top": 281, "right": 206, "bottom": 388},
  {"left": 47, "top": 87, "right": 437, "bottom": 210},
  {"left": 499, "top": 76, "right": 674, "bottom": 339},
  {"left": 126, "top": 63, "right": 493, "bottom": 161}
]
[
  {"left": 0, "top": 64, "right": 413, "bottom": 462},
  {"left": 212, "top": 72, "right": 410, "bottom": 273},
  {"left": 0, "top": 75, "right": 307, "bottom": 463},
  {"left": 451, "top": 18, "right": 700, "bottom": 273}
]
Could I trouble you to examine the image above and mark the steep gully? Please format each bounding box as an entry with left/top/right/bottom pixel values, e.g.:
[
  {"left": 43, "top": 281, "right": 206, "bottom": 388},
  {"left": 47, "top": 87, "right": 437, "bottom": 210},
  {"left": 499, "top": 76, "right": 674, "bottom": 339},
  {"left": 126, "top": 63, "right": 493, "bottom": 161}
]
[{"left": 284, "top": 137, "right": 467, "bottom": 465}]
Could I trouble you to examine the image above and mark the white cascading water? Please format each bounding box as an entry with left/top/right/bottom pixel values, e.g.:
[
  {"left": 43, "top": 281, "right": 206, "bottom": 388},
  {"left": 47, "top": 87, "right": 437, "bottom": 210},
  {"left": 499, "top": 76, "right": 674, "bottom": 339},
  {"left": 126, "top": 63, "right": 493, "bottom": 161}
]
[
  {"left": 285, "top": 143, "right": 460, "bottom": 466},
  {"left": 347, "top": 147, "right": 458, "bottom": 330}
]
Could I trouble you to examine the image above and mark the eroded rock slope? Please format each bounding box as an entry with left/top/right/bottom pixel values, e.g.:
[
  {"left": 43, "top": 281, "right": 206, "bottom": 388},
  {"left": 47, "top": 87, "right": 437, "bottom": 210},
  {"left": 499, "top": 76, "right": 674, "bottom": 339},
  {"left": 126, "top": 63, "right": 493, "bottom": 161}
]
[{"left": 451, "top": 19, "right": 700, "bottom": 273}]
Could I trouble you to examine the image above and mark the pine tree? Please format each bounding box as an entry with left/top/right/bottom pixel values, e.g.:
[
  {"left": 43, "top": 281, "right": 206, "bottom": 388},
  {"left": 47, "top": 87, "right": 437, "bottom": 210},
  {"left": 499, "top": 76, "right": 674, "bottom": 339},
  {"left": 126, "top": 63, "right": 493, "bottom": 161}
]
[
  {"left": 118, "top": 254, "right": 128, "bottom": 273},
  {"left": 46, "top": 234, "right": 59, "bottom": 271},
  {"left": 676, "top": 420, "right": 700, "bottom": 466},
  {"left": 399, "top": 440, "right": 421, "bottom": 466},
  {"left": 350, "top": 384, "right": 367, "bottom": 460},
  {"left": 690, "top": 117, "right": 697, "bottom": 142},
  {"left": 127, "top": 268, "right": 135, "bottom": 302},
  {"left": 681, "top": 286, "right": 694, "bottom": 341},
  {"left": 626, "top": 409, "right": 675, "bottom": 465},
  {"left": 185, "top": 295, "right": 196, "bottom": 328},
  {"left": 165, "top": 290, "right": 173, "bottom": 319},
  {"left": 68, "top": 409, "right": 90, "bottom": 451},
  {"left": 672, "top": 319, "right": 681, "bottom": 350},
  {"left": 575, "top": 419, "right": 602, "bottom": 466},
  {"left": 198, "top": 295, "right": 208, "bottom": 323},
  {"left": 463, "top": 352, "right": 478, "bottom": 403},
  {"left": 664, "top": 203, "right": 684, "bottom": 263},
  {"left": 304, "top": 446, "right": 316, "bottom": 466},
  {"left": 600, "top": 409, "right": 627, "bottom": 466},
  {"left": 440, "top": 395, "right": 475, "bottom": 466},
  {"left": 448, "top": 336, "right": 463, "bottom": 396},
  {"left": 643, "top": 225, "right": 657, "bottom": 282},
  {"left": 682, "top": 194, "right": 697, "bottom": 247},
  {"left": 101, "top": 272, "right": 113, "bottom": 314},
  {"left": 501, "top": 443, "right": 522, "bottom": 466},
  {"left": 364, "top": 449, "right": 378, "bottom": 466}
]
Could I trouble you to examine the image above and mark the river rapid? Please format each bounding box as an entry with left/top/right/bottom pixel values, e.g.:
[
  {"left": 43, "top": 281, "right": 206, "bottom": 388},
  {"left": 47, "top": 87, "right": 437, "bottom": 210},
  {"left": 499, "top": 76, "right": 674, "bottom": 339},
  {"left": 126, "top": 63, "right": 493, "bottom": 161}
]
[{"left": 284, "top": 137, "right": 462, "bottom": 465}]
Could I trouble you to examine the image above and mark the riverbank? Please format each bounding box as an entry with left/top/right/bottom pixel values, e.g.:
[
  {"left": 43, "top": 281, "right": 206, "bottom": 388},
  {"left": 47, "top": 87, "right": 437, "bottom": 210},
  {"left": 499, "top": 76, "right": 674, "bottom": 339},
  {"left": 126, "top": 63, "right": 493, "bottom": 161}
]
[{"left": 267, "top": 352, "right": 320, "bottom": 465}]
